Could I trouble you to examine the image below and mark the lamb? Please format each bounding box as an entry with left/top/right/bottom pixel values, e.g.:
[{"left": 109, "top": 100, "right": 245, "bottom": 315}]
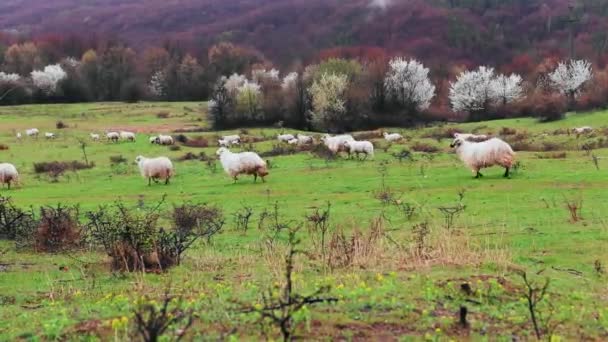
[
  {"left": 454, "top": 132, "right": 490, "bottom": 142},
  {"left": 216, "top": 147, "right": 268, "bottom": 183},
  {"left": 106, "top": 132, "right": 120, "bottom": 142},
  {"left": 221, "top": 134, "right": 240, "bottom": 145},
  {"left": 45, "top": 132, "right": 56, "bottom": 139},
  {"left": 277, "top": 133, "right": 296, "bottom": 143},
  {"left": 296, "top": 134, "right": 313, "bottom": 145},
  {"left": 383, "top": 132, "right": 403, "bottom": 142},
  {"left": 450, "top": 136, "right": 515, "bottom": 178},
  {"left": 155, "top": 135, "right": 174, "bottom": 145},
  {"left": 134, "top": 155, "right": 174, "bottom": 186},
  {"left": 25, "top": 128, "right": 39, "bottom": 138},
  {"left": 0, "top": 163, "right": 19, "bottom": 189},
  {"left": 120, "top": 131, "right": 136, "bottom": 142},
  {"left": 90, "top": 133, "right": 100, "bottom": 141},
  {"left": 343, "top": 140, "right": 374, "bottom": 160},
  {"left": 573, "top": 126, "right": 593, "bottom": 136},
  {"left": 321, "top": 134, "right": 355, "bottom": 154}
]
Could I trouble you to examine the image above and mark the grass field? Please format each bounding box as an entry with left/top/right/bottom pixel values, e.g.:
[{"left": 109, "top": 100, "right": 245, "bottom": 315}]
[{"left": 1, "top": 102, "right": 608, "bottom": 340}]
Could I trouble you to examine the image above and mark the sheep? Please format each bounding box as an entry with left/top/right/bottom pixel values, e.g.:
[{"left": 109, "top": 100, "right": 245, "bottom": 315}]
[
  {"left": 25, "top": 128, "right": 39, "bottom": 138},
  {"left": 383, "top": 132, "right": 403, "bottom": 142},
  {"left": 149, "top": 136, "right": 158, "bottom": 144},
  {"left": 450, "top": 136, "right": 515, "bottom": 178},
  {"left": 321, "top": 134, "right": 355, "bottom": 154},
  {"left": 120, "top": 131, "right": 136, "bottom": 142},
  {"left": 16, "top": 132, "right": 21, "bottom": 140},
  {"left": 0, "top": 163, "right": 19, "bottom": 189},
  {"left": 106, "top": 131, "right": 120, "bottom": 142},
  {"left": 287, "top": 138, "right": 299, "bottom": 145},
  {"left": 221, "top": 134, "right": 240, "bottom": 146},
  {"left": 90, "top": 133, "right": 100, "bottom": 141},
  {"left": 343, "top": 140, "right": 374, "bottom": 160},
  {"left": 277, "top": 133, "right": 296, "bottom": 143},
  {"left": 155, "top": 135, "right": 174, "bottom": 145},
  {"left": 573, "top": 126, "right": 593, "bottom": 136},
  {"left": 218, "top": 138, "right": 240, "bottom": 147},
  {"left": 134, "top": 155, "right": 174, "bottom": 186},
  {"left": 296, "top": 134, "right": 313, "bottom": 145},
  {"left": 454, "top": 132, "right": 490, "bottom": 143},
  {"left": 216, "top": 147, "right": 268, "bottom": 183},
  {"left": 45, "top": 132, "right": 56, "bottom": 139}
]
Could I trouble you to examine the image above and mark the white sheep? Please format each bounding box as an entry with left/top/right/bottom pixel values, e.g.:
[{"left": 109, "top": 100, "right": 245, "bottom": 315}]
[
  {"left": 343, "top": 140, "right": 374, "bottom": 160},
  {"left": 216, "top": 147, "right": 268, "bottom": 183},
  {"left": 90, "top": 133, "right": 100, "bottom": 141},
  {"left": 277, "top": 133, "right": 296, "bottom": 143},
  {"left": 120, "top": 131, "right": 136, "bottom": 142},
  {"left": 25, "top": 128, "right": 39, "bottom": 138},
  {"left": 573, "top": 126, "right": 593, "bottom": 136},
  {"left": 222, "top": 134, "right": 241, "bottom": 145},
  {"left": 149, "top": 136, "right": 158, "bottom": 144},
  {"left": 155, "top": 135, "right": 174, "bottom": 145},
  {"left": 454, "top": 132, "right": 490, "bottom": 142},
  {"left": 16, "top": 132, "right": 21, "bottom": 140},
  {"left": 296, "top": 134, "right": 313, "bottom": 145},
  {"left": 106, "top": 132, "right": 120, "bottom": 142},
  {"left": 45, "top": 132, "right": 56, "bottom": 139},
  {"left": 321, "top": 134, "right": 355, "bottom": 154},
  {"left": 450, "top": 136, "right": 515, "bottom": 178},
  {"left": 135, "top": 155, "right": 174, "bottom": 186},
  {"left": 287, "top": 138, "right": 299, "bottom": 145},
  {"left": 383, "top": 132, "right": 403, "bottom": 142},
  {"left": 0, "top": 163, "right": 19, "bottom": 189}
]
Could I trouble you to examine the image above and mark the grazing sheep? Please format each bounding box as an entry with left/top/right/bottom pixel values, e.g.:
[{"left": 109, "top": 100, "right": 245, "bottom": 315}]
[
  {"left": 45, "top": 132, "right": 56, "bottom": 139},
  {"left": 216, "top": 147, "right": 268, "bottom": 183},
  {"left": 287, "top": 138, "right": 299, "bottom": 145},
  {"left": 90, "top": 133, "right": 100, "bottom": 141},
  {"left": 25, "top": 128, "right": 39, "bottom": 138},
  {"left": 383, "top": 132, "right": 403, "bottom": 142},
  {"left": 450, "top": 136, "right": 515, "bottom": 178},
  {"left": 149, "top": 136, "right": 158, "bottom": 144},
  {"left": 120, "top": 131, "right": 136, "bottom": 142},
  {"left": 296, "top": 134, "right": 313, "bottom": 145},
  {"left": 218, "top": 138, "right": 240, "bottom": 147},
  {"left": 454, "top": 132, "right": 490, "bottom": 142},
  {"left": 277, "top": 133, "right": 296, "bottom": 143},
  {"left": 155, "top": 135, "right": 174, "bottom": 145},
  {"left": 343, "top": 140, "right": 374, "bottom": 160},
  {"left": 106, "top": 132, "right": 120, "bottom": 142},
  {"left": 573, "top": 126, "right": 593, "bottom": 136},
  {"left": 0, "top": 163, "right": 19, "bottom": 189},
  {"left": 221, "top": 135, "right": 240, "bottom": 146},
  {"left": 16, "top": 132, "right": 21, "bottom": 140},
  {"left": 134, "top": 155, "right": 174, "bottom": 186},
  {"left": 321, "top": 134, "right": 355, "bottom": 154}
]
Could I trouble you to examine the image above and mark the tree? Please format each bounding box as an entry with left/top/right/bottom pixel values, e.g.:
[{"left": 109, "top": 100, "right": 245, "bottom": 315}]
[
  {"left": 148, "top": 70, "right": 166, "bottom": 98},
  {"left": 208, "top": 77, "right": 233, "bottom": 129},
  {"left": 98, "top": 46, "right": 137, "bottom": 100},
  {"left": 548, "top": 59, "right": 593, "bottom": 103},
  {"left": 4, "top": 42, "right": 43, "bottom": 75},
  {"left": 31, "top": 64, "right": 67, "bottom": 94},
  {"left": 224, "top": 73, "right": 247, "bottom": 96},
  {"left": 309, "top": 73, "right": 348, "bottom": 131},
  {"left": 235, "top": 81, "right": 263, "bottom": 120},
  {"left": 489, "top": 73, "right": 524, "bottom": 106},
  {"left": 449, "top": 66, "right": 495, "bottom": 120},
  {"left": 384, "top": 57, "right": 435, "bottom": 113}
]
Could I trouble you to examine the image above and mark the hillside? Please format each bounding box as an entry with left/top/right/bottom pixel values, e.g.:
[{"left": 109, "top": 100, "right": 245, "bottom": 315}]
[{"left": 1, "top": 0, "right": 608, "bottom": 65}]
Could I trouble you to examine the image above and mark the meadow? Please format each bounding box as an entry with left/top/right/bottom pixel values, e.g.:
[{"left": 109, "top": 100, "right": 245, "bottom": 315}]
[{"left": 1, "top": 102, "right": 608, "bottom": 340}]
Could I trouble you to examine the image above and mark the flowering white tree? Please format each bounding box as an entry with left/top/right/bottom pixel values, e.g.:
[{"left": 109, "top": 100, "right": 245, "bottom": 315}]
[
  {"left": 148, "top": 70, "right": 167, "bottom": 97},
  {"left": 30, "top": 64, "right": 67, "bottom": 94},
  {"left": 308, "top": 73, "right": 348, "bottom": 130},
  {"left": 0, "top": 72, "right": 21, "bottom": 83},
  {"left": 236, "top": 80, "right": 263, "bottom": 119},
  {"left": 252, "top": 68, "right": 280, "bottom": 84},
  {"left": 384, "top": 58, "right": 435, "bottom": 111},
  {"left": 490, "top": 73, "right": 524, "bottom": 106},
  {"left": 225, "top": 73, "right": 247, "bottom": 95},
  {"left": 548, "top": 59, "right": 593, "bottom": 100},
  {"left": 449, "top": 66, "right": 495, "bottom": 114},
  {"left": 281, "top": 72, "right": 298, "bottom": 90}
]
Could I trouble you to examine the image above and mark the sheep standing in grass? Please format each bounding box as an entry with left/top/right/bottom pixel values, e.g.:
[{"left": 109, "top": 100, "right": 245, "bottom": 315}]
[
  {"left": 0, "top": 163, "right": 19, "bottom": 189},
  {"left": 454, "top": 132, "right": 490, "bottom": 142},
  {"left": 26, "top": 128, "right": 39, "bottom": 138},
  {"left": 322, "top": 134, "right": 355, "bottom": 154},
  {"left": 296, "top": 134, "right": 313, "bottom": 145},
  {"left": 450, "top": 136, "right": 515, "bottom": 178},
  {"left": 278, "top": 133, "right": 295, "bottom": 143},
  {"left": 155, "top": 135, "right": 174, "bottom": 145},
  {"left": 106, "top": 132, "right": 120, "bottom": 142},
  {"left": 343, "top": 140, "right": 374, "bottom": 160},
  {"left": 120, "top": 131, "right": 136, "bottom": 142},
  {"left": 221, "top": 135, "right": 240, "bottom": 146},
  {"left": 573, "top": 126, "right": 593, "bottom": 136},
  {"left": 135, "top": 155, "right": 174, "bottom": 186},
  {"left": 216, "top": 147, "right": 268, "bottom": 183},
  {"left": 383, "top": 132, "right": 403, "bottom": 142},
  {"left": 90, "top": 133, "right": 100, "bottom": 141},
  {"left": 45, "top": 132, "right": 56, "bottom": 139},
  {"left": 287, "top": 138, "right": 298, "bottom": 145},
  {"left": 16, "top": 132, "right": 21, "bottom": 140}
]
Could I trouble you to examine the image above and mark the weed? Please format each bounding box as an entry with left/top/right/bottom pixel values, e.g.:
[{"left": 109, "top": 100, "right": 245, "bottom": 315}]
[
  {"left": 168, "top": 145, "right": 181, "bottom": 151},
  {"left": 516, "top": 270, "right": 552, "bottom": 340},
  {"left": 437, "top": 204, "right": 465, "bottom": 230},
  {"left": 233, "top": 205, "right": 254, "bottom": 233},
  {"left": 564, "top": 197, "right": 583, "bottom": 222},
  {"left": 305, "top": 201, "right": 332, "bottom": 258},
  {"left": 132, "top": 288, "right": 194, "bottom": 342}
]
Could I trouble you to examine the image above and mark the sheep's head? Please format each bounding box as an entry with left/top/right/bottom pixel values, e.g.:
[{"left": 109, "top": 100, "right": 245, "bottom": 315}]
[
  {"left": 383, "top": 132, "right": 389, "bottom": 137},
  {"left": 134, "top": 155, "right": 144, "bottom": 164},
  {"left": 149, "top": 136, "right": 157, "bottom": 144},
  {"left": 321, "top": 134, "right": 331, "bottom": 142},
  {"left": 343, "top": 141, "right": 351, "bottom": 148},
  {"left": 450, "top": 137, "right": 464, "bottom": 148},
  {"left": 216, "top": 147, "right": 229, "bottom": 156}
]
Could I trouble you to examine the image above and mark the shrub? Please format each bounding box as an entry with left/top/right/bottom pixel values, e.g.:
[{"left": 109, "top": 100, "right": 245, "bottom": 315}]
[
  {"left": 0, "top": 144, "right": 8, "bottom": 150},
  {"left": 520, "top": 91, "right": 568, "bottom": 122},
  {"left": 260, "top": 144, "right": 298, "bottom": 157},
  {"left": 35, "top": 204, "right": 81, "bottom": 252},
  {"left": 353, "top": 130, "right": 382, "bottom": 140},
  {"left": 0, "top": 197, "right": 38, "bottom": 245},
  {"left": 422, "top": 127, "right": 461, "bottom": 140},
  {"left": 109, "top": 155, "right": 127, "bottom": 164},
  {"left": 178, "top": 152, "right": 210, "bottom": 162},
  {"left": 174, "top": 134, "right": 188, "bottom": 144},
  {"left": 536, "top": 152, "right": 567, "bottom": 159},
  {"left": 168, "top": 145, "right": 181, "bottom": 151},
  {"left": 56, "top": 120, "right": 67, "bottom": 129},
  {"left": 411, "top": 142, "right": 440, "bottom": 153},
  {"left": 499, "top": 127, "right": 517, "bottom": 135},
  {"left": 182, "top": 136, "right": 209, "bottom": 148},
  {"left": 33, "top": 160, "right": 94, "bottom": 174},
  {"left": 156, "top": 111, "right": 170, "bottom": 118},
  {"left": 311, "top": 143, "right": 337, "bottom": 161}
]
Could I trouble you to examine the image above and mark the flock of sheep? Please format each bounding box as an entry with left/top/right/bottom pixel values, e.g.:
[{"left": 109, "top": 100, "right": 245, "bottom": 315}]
[{"left": 0, "top": 124, "right": 598, "bottom": 189}]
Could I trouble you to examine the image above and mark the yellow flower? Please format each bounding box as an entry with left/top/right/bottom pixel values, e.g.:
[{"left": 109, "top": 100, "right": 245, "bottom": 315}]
[
  {"left": 435, "top": 328, "right": 441, "bottom": 333},
  {"left": 376, "top": 273, "right": 384, "bottom": 282}
]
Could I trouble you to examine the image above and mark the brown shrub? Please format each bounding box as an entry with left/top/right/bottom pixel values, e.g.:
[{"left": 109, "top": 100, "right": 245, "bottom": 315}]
[
  {"left": 353, "top": 130, "right": 382, "bottom": 140},
  {"left": 509, "top": 141, "right": 534, "bottom": 151},
  {"left": 173, "top": 127, "right": 207, "bottom": 133},
  {"left": 0, "top": 144, "right": 8, "bottom": 150},
  {"left": 178, "top": 152, "right": 210, "bottom": 161},
  {"left": 411, "top": 142, "right": 440, "bottom": 153},
  {"left": 182, "top": 136, "right": 209, "bottom": 148},
  {"left": 311, "top": 143, "right": 337, "bottom": 160},
  {"left": 423, "top": 127, "right": 462, "bottom": 140},
  {"left": 260, "top": 144, "right": 298, "bottom": 157},
  {"left": 536, "top": 152, "right": 567, "bottom": 159},
  {"left": 109, "top": 155, "right": 127, "bottom": 164},
  {"left": 518, "top": 91, "right": 567, "bottom": 122},
  {"left": 539, "top": 141, "right": 562, "bottom": 151},
  {"left": 241, "top": 135, "right": 267, "bottom": 144},
  {"left": 36, "top": 205, "right": 81, "bottom": 252},
  {"left": 169, "top": 145, "right": 181, "bottom": 151},
  {"left": 499, "top": 127, "right": 517, "bottom": 136},
  {"left": 33, "top": 161, "right": 94, "bottom": 179},
  {"left": 56, "top": 120, "right": 67, "bottom": 129},
  {"left": 156, "top": 111, "right": 170, "bottom": 118}
]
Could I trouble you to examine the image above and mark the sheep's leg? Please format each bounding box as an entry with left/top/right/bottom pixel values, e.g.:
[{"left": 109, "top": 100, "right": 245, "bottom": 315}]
[
  {"left": 165, "top": 177, "right": 170, "bottom": 185},
  {"left": 362, "top": 153, "right": 368, "bottom": 161},
  {"left": 503, "top": 167, "right": 510, "bottom": 178},
  {"left": 233, "top": 176, "right": 238, "bottom": 184},
  {"left": 7, "top": 181, "right": 10, "bottom": 190},
  {"left": 253, "top": 173, "right": 258, "bottom": 183},
  {"left": 148, "top": 177, "right": 151, "bottom": 186},
  {"left": 261, "top": 175, "right": 266, "bottom": 183},
  {"left": 474, "top": 170, "right": 483, "bottom": 178}
]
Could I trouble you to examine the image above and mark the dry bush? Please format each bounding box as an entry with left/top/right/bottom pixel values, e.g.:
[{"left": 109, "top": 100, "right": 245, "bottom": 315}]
[
  {"left": 56, "top": 120, "right": 67, "bottom": 129},
  {"left": 33, "top": 160, "right": 94, "bottom": 174},
  {"left": 109, "top": 155, "right": 127, "bottom": 164},
  {"left": 181, "top": 136, "right": 209, "bottom": 148},
  {"left": 509, "top": 141, "right": 534, "bottom": 152},
  {"left": 178, "top": 152, "right": 210, "bottom": 162},
  {"left": 241, "top": 135, "right": 268, "bottom": 144},
  {"left": 0, "top": 144, "right": 9, "bottom": 150},
  {"left": 0, "top": 196, "right": 38, "bottom": 245},
  {"left": 36, "top": 204, "right": 81, "bottom": 252},
  {"left": 132, "top": 290, "right": 194, "bottom": 342},
  {"left": 174, "top": 134, "right": 188, "bottom": 144},
  {"left": 411, "top": 142, "right": 440, "bottom": 153},
  {"left": 539, "top": 141, "right": 561, "bottom": 152},
  {"left": 310, "top": 144, "right": 337, "bottom": 161},
  {"left": 173, "top": 127, "right": 207, "bottom": 133},
  {"left": 168, "top": 145, "right": 181, "bottom": 151},
  {"left": 260, "top": 144, "right": 298, "bottom": 157},
  {"left": 353, "top": 130, "right": 382, "bottom": 140},
  {"left": 536, "top": 152, "right": 567, "bottom": 159},
  {"left": 156, "top": 111, "right": 170, "bottom": 118},
  {"left": 499, "top": 127, "right": 517, "bottom": 136},
  {"left": 552, "top": 128, "right": 569, "bottom": 136},
  {"left": 326, "top": 217, "right": 387, "bottom": 270},
  {"left": 422, "top": 127, "right": 462, "bottom": 140}
]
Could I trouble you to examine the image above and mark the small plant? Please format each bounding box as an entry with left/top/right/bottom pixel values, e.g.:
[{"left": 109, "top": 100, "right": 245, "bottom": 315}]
[
  {"left": 591, "top": 154, "right": 600, "bottom": 170},
  {"left": 233, "top": 205, "right": 254, "bottom": 233},
  {"left": 437, "top": 204, "right": 465, "bottom": 230},
  {"left": 305, "top": 201, "right": 331, "bottom": 257},
  {"left": 132, "top": 289, "right": 194, "bottom": 342},
  {"left": 260, "top": 144, "right": 298, "bottom": 158},
  {"left": 110, "top": 155, "right": 127, "bottom": 164},
  {"left": 33, "top": 160, "right": 95, "bottom": 182},
  {"left": 411, "top": 142, "right": 440, "bottom": 153},
  {"left": 594, "top": 259, "right": 605, "bottom": 275},
  {"left": 411, "top": 222, "right": 430, "bottom": 258},
  {"left": 564, "top": 197, "right": 583, "bottom": 222},
  {"left": 373, "top": 162, "right": 398, "bottom": 205},
  {"left": 0, "top": 196, "right": 38, "bottom": 246},
  {"left": 205, "top": 159, "right": 217, "bottom": 174},
  {"left": 392, "top": 199, "right": 417, "bottom": 221},
  {"left": 516, "top": 270, "right": 552, "bottom": 340},
  {"left": 310, "top": 143, "right": 336, "bottom": 161},
  {"left": 156, "top": 111, "right": 170, "bottom": 118},
  {"left": 391, "top": 148, "right": 413, "bottom": 162}
]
